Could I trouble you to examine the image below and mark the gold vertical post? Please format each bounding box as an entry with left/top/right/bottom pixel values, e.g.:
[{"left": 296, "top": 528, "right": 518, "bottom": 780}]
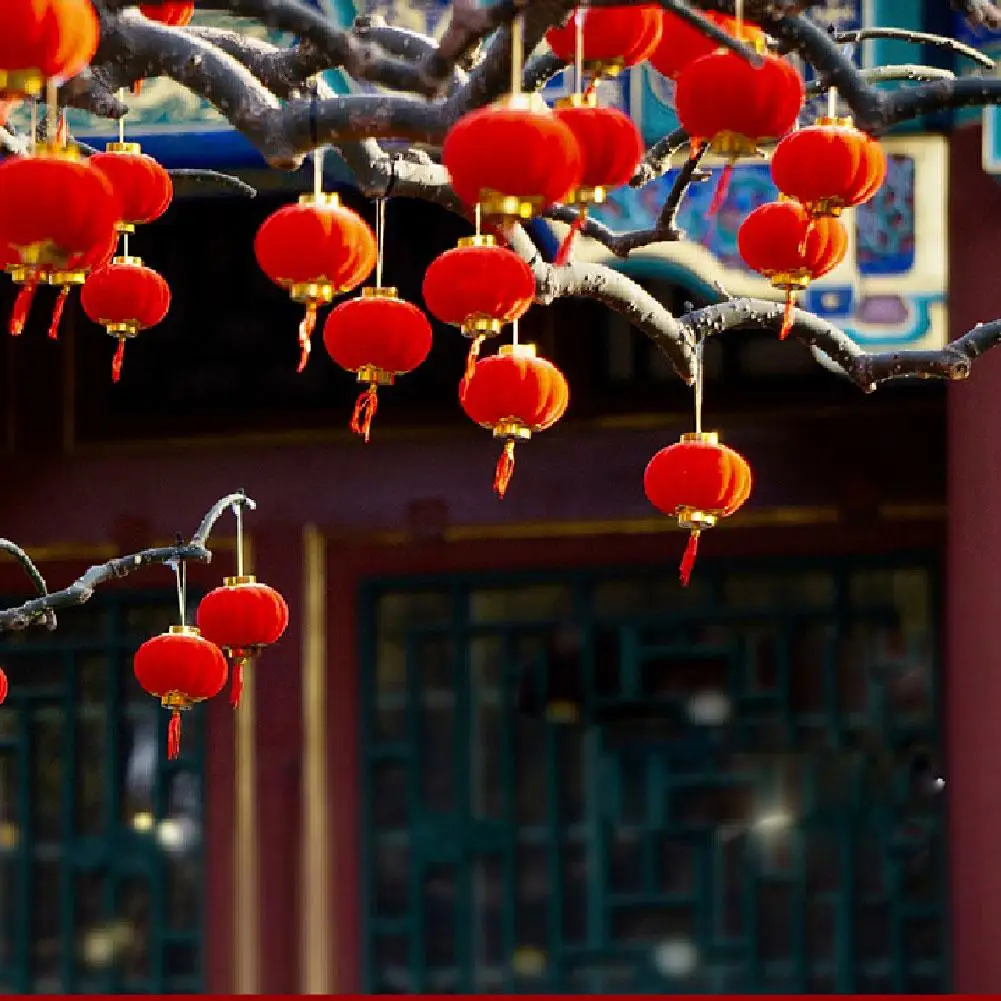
[
  {"left": 234, "top": 537, "right": 260, "bottom": 994},
  {"left": 301, "top": 524, "right": 331, "bottom": 992}
]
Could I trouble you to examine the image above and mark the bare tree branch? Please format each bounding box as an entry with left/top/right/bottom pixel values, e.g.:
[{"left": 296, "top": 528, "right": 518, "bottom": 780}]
[
  {"left": 169, "top": 168, "right": 258, "bottom": 196},
  {"left": 833, "top": 26, "right": 995, "bottom": 68}
]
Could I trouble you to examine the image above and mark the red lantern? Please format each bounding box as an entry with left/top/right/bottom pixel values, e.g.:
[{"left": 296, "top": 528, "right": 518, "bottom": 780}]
[
  {"left": 459, "top": 342, "right": 569, "bottom": 498},
  {"left": 738, "top": 200, "right": 847, "bottom": 338},
  {"left": 196, "top": 575, "right": 289, "bottom": 708},
  {"left": 675, "top": 50, "right": 804, "bottom": 212},
  {"left": 442, "top": 95, "right": 583, "bottom": 219},
  {"left": 0, "top": 667, "right": 8, "bottom": 705},
  {"left": 0, "top": 0, "right": 99, "bottom": 99},
  {"left": 254, "top": 193, "right": 376, "bottom": 372},
  {"left": 322, "top": 286, "right": 433, "bottom": 442},
  {"left": 134, "top": 625, "right": 228, "bottom": 759},
  {"left": 138, "top": 1, "right": 195, "bottom": 26},
  {"left": 770, "top": 116, "right": 887, "bottom": 218},
  {"left": 422, "top": 234, "right": 535, "bottom": 378},
  {"left": 81, "top": 256, "right": 171, "bottom": 382},
  {"left": 89, "top": 143, "right": 173, "bottom": 232},
  {"left": 649, "top": 10, "right": 765, "bottom": 81},
  {"left": 644, "top": 431, "right": 752, "bottom": 585},
  {"left": 545, "top": 6, "right": 663, "bottom": 73}
]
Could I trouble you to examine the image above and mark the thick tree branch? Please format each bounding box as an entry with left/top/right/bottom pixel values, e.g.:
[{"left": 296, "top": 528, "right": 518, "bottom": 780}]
[
  {"left": 169, "top": 168, "right": 257, "bottom": 196},
  {"left": 0, "top": 491, "right": 256, "bottom": 634},
  {"left": 833, "top": 27, "right": 995, "bottom": 68},
  {"left": 804, "top": 64, "right": 955, "bottom": 98},
  {"left": 631, "top": 128, "right": 691, "bottom": 187}
]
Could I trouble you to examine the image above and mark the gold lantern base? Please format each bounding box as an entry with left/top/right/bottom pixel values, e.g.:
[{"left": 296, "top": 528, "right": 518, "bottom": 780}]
[
  {"left": 767, "top": 270, "right": 812, "bottom": 293},
  {"left": 814, "top": 115, "right": 854, "bottom": 130},
  {"left": 478, "top": 190, "right": 546, "bottom": 220},
  {"left": 290, "top": 281, "right": 336, "bottom": 306},
  {"left": 356, "top": 364, "right": 396, "bottom": 387},
  {"left": 709, "top": 131, "right": 759, "bottom": 159},
  {"left": 161, "top": 691, "right": 195, "bottom": 711},
  {"left": 0, "top": 68, "right": 44, "bottom": 99},
  {"left": 565, "top": 185, "right": 606, "bottom": 206},
  {"left": 104, "top": 321, "right": 141, "bottom": 339},
  {"left": 45, "top": 269, "right": 87, "bottom": 286},
  {"left": 492, "top": 419, "right": 533, "bottom": 441},
  {"left": 461, "top": 316, "right": 503, "bottom": 338},
  {"left": 361, "top": 286, "right": 398, "bottom": 301}
]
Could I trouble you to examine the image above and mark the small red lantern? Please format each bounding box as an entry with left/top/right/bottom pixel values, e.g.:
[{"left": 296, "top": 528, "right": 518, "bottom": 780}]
[
  {"left": 254, "top": 193, "right": 376, "bottom": 372},
  {"left": 649, "top": 9, "right": 765, "bottom": 81},
  {"left": 442, "top": 95, "right": 583, "bottom": 219},
  {"left": 138, "top": 2, "right": 195, "bottom": 26},
  {"left": 133, "top": 625, "right": 228, "bottom": 760},
  {"left": 80, "top": 256, "right": 171, "bottom": 382},
  {"left": 0, "top": 0, "right": 100, "bottom": 99},
  {"left": 545, "top": 6, "right": 663, "bottom": 73},
  {"left": 0, "top": 667, "right": 8, "bottom": 705},
  {"left": 459, "top": 342, "right": 569, "bottom": 499},
  {"left": 738, "top": 200, "right": 847, "bottom": 339},
  {"left": 770, "top": 116, "right": 887, "bottom": 218},
  {"left": 89, "top": 143, "right": 173, "bottom": 232},
  {"left": 675, "top": 50, "right": 804, "bottom": 212},
  {"left": 322, "top": 286, "right": 433, "bottom": 442},
  {"left": 196, "top": 575, "right": 289, "bottom": 708},
  {"left": 422, "top": 234, "right": 535, "bottom": 378},
  {"left": 644, "top": 431, "right": 752, "bottom": 585}
]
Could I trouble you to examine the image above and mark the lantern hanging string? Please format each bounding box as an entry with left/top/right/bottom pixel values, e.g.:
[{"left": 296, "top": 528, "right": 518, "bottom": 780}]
[
  {"left": 735, "top": 0, "right": 743, "bottom": 34},
  {"left": 510, "top": 9, "right": 524, "bottom": 95},
  {"left": 693, "top": 335, "right": 704, "bottom": 435},
  {"left": 313, "top": 147, "right": 324, "bottom": 201},
  {"left": 29, "top": 99, "right": 37, "bottom": 154},
  {"left": 512, "top": 316, "right": 520, "bottom": 347},
  {"left": 118, "top": 88, "right": 130, "bottom": 257},
  {"left": 233, "top": 499, "right": 245, "bottom": 578},
  {"left": 828, "top": 85, "right": 838, "bottom": 119},
  {"left": 45, "top": 79, "right": 57, "bottom": 145},
  {"left": 375, "top": 197, "right": 386, "bottom": 289},
  {"left": 174, "top": 552, "right": 188, "bottom": 626},
  {"left": 574, "top": 5, "right": 584, "bottom": 96},
  {"left": 474, "top": 203, "right": 481, "bottom": 237}
]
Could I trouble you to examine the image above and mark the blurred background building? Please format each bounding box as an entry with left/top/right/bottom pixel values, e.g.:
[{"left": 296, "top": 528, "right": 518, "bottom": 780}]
[{"left": 0, "top": 0, "right": 999, "bottom": 993}]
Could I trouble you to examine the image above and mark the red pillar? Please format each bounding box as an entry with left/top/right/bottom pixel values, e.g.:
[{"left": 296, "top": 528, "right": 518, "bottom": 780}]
[{"left": 947, "top": 125, "right": 1001, "bottom": 991}]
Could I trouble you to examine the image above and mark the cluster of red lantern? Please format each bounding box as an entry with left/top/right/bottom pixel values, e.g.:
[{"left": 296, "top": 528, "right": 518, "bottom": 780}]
[{"left": 133, "top": 573, "right": 288, "bottom": 758}]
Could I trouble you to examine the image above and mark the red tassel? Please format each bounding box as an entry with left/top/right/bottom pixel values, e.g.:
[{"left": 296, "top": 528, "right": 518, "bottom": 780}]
[
  {"left": 679, "top": 529, "right": 700, "bottom": 587},
  {"left": 9, "top": 278, "right": 37, "bottom": 336},
  {"left": 779, "top": 293, "right": 796, "bottom": 341},
  {"left": 132, "top": 79, "right": 144, "bottom": 96},
  {"left": 708, "top": 162, "right": 734, "bottom": 217},
  {"left": 230, "top": 656, "right": 245, "bottom": 708},
  {"left": 554, "top": 208, "right": 586, "bottom": 267},
  {"left": 111, "top": 337, "right": 126, "bottom": 383},
  {"left": 167, "top": 710, "right": 181, "bottom": 760},
  {"left": 583, "top": 75, "right": 599, "bottom": 99},
  {"left": 464, "top": 334, "right": 485, "bottom": 384},
  {"left": 349, "top": 384, "right": 378, "bottom": 442},
  {"left": 493, "top": 439, "right": 516, "bottom": 498},
  {"left": 297, "top": 303, "right": 317, "bottom": 373},
  {"left": 47, "top": 286, "right": 69, "bottom": 340}
]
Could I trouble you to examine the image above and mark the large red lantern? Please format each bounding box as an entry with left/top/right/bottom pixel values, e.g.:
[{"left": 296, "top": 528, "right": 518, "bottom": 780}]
[
  {"left": 133, "top": 625, "right": 228, "bottom": 760},
  {"left": 80, "top": 256, "right": 171, "bottom": 381},
  {"left": 0, "top": 667, "right": 8, "bottom": 705},
  {"left": 770, "top": 116, "right": 887, "bottom": 218},
  {"left": 649, "top": 9, "right": 765, "bottom": 81},
  {"left": 254, "top": 193, "right": 376, "bottom": 372},
  {"left": 459, "top": 342, "right": 569, "bottom": 498},
  {"left": 442, "top": 95, "right": 583, "bottom": 219},
  {"left": 738, "top": 200, "right": 848, "bottom": 339},
  {"left": 0, "top": 0, "right": 100, "bottom": 99},
  {"left": 422, "top": 234, "right": 535, "bottom": 378},
  {"left": 196, "top": 575, "right": 289, "bottom": 708},
  {"left": 322, "top": 286, "right": 433, "bottom": 442},
  {"left": 89, "top": 143, "right": 173, "bottom": 232},
  {"left": 644, "top": 432, "right": 752, "bottom": 585},
  {"left": 545, "top": 6, "right": 663, "bottom": 73},
  {"left": 138, "top": 2, "right": 195, "bottom": 26}
]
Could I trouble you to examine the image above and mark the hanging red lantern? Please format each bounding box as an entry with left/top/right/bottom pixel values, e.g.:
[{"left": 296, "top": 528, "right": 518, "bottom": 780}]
[
  {"left": 322, "top": 286, "right": 433, "bottom": 442},
  {"left": 649, "top": 9, "right": 765, "bottom": 81},
  {"left": 134, "top": 625, "right": 228, "bottom": 760},
  {"left": 644, "top": 431, "right": 752, "bottom": 586},
  {"left": 0, "top": 667, "right": 8, "bottom": 705},
  {"left": 0, "top": 0, "right": 100, "bottom": 99},
  {"left": 89, "top": 143, "right": 173, "bottom": 233},
  {"left": 442, "top": 95, "right": 583, "bottom": 219},
  {"left": 422, "top": 234, "right": 535, "bottom": 379},
  {"left": 254, "top": 193, "right": 377, "bottom": 372},
  {"left": 545, "top": 6, "right": 663, "bottom": 74},
  {"left": 196, "top": 575, "right": 289, "bottom": 708},
  {"left": 738, "top": 199, "right": 847, "bottom": 339},
  {"left": 674, "top": 49, "right": 804, "bottom": 212},
  {"left": 459, "top": 342, "right": 569, "bottom": 499},
  {"left": 80, "top": 256, "right": 171, "bottom": 382},
  {"left": 770, "top": 116, "right": 887, "bottom": 218},
  {"left": 137, "top": 1, "right": 195, "bottom": 26}
]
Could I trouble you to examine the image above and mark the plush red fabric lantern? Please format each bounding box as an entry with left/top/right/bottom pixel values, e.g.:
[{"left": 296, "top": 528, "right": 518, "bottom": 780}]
[
  {"left": 89, "top": 143, "right": 173, "bottom": 232},
  {"left": 644, "top": 431, "right": 752, "bottom": 585},
  {"left": 0, "top": 0, "right": 100, "bottom": 99},
  {"left": 545, "top": 6, "right": 663, "bottom": 73},
  {"left": 133, "top": 625, "right": 228, "bottom": 760},
  {"left": 138, "top": 1, "right": 195, "bottom": 25},
  {"left": 81, "top": 256, "right": 171, "bottom": 382},
  {"left": 459, "top": 342, "right": 569, "bottom": 498},
  {"left": 649, "top": 9, "right": 765, "bottom": 81},
  {"left": 0, "top": 667, "right": 8, "bottom": 705},
  {"left": 322, "top": 286, "right": 433, "bottom": 442},
  {"left": 254, "top": 192, "right": 376, "bottom": 372},
  {"left": 770, "top": 116, "right": 887, "bottom": 218},
  {"left": 422, "top": 234, "right": 535, "bottom": 378},
  {"left": 196, "top": 575, "right": 289, "bottom": 708},
  {"left": 442, "top": 95, "right": 583, "bottom": 219},
  {"left": 738, "top": 200, "right": 847, "bottom": 339}
]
